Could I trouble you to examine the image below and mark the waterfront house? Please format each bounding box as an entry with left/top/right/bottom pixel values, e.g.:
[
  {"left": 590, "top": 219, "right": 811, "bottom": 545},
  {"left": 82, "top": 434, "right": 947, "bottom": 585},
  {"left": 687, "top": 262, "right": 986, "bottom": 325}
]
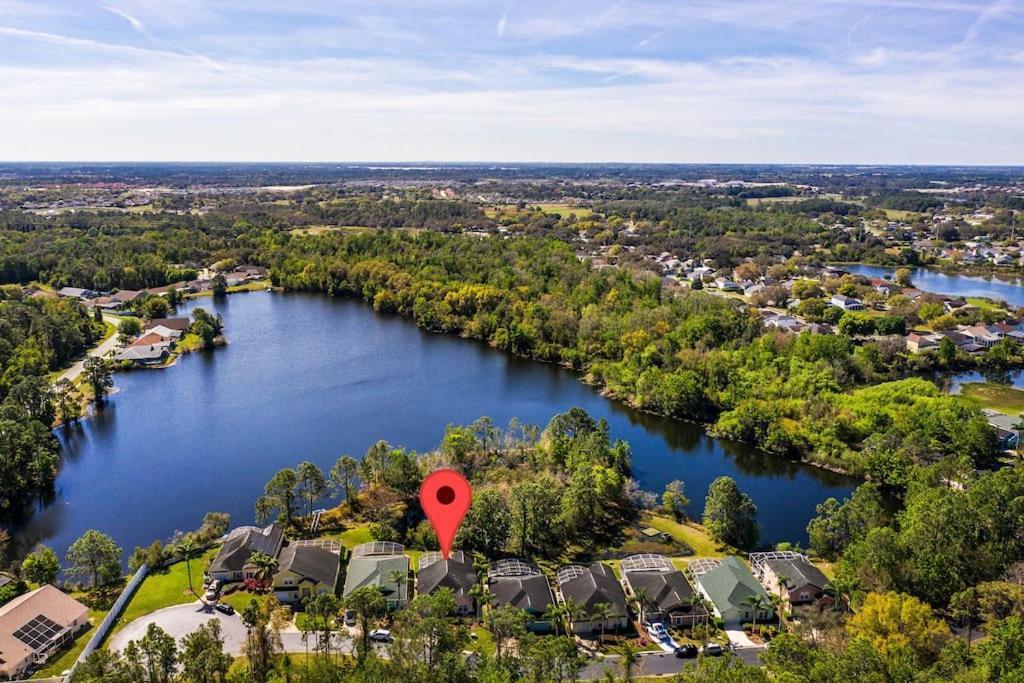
[
  {"left": 830, "top": 294, "right": 865, "bottom": 311},
  {"left": 0, "top": 585, "right": 89, "bottom": 679},
  {"left": 487, "top": 559, "right": 555, "bottom": 633},
  {"left": 342, "top": 541, "right": 409, "bottom": 608},
  {"left": 749, "top": 551, "right": 829, "bottom": 607},
  {"left": 113, "top": 344, "right": 169, "bottom": 366},
  {"left": 144, "top": 318, "right": 191, "bottom": 333},
  {"left": 555, "top": 563, "right": 628, "bottom": 637},
  {"left": 272, "top": 543, "right": 341, "bottom": 606},
  {"left": 982, "top": 410, "right": 1021, "bottom": 449},
  {"left": 620, "top": 554, "right": 708, "bottom": 627},
  {"left": 692, "top": 556, "right": 774, "bottom": 625},
  {"left": 112, "top": 289, "right": 143, "bottom": 305},
  {"left": 416, "top": 550, "right": 478, "bottom": 616},
  {"left": 208, "top": 524, "right": 285, "bottom": 583},
  {"left": 145, "top": 324, "right": 184, "bottom": 341},
  {"left": 905, "top": 333, "right": 941, "bottom": 353}
]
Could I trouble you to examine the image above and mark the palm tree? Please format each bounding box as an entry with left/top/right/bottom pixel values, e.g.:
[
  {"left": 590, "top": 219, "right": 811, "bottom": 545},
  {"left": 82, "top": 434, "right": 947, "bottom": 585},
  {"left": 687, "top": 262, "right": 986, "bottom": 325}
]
[
  {"left": 543, "top": 603, "right": 566, "bottom": 636},
  {"left": 630, "top": 588, "right": 650, "bottom": 626},
  {"left": 249, "top": 552, "right": 278, "bottom": 584},
  {"left": 742, "top": 594, "right": 770, "bottom": 633},
  {"left": 824, "top": 576, "right": 858, "bottom": 613},
  {"left": 177, "top": 535, "right": 199, "bottom": 599},
  {"left": 590, "top": 602, "right": 613, "bottom": 644},
  {"left": 619, "top": 641, "right": 640, "bottom": 683},
  {"left": 387, "top": 569, "right": 408, "bottom": 603}
]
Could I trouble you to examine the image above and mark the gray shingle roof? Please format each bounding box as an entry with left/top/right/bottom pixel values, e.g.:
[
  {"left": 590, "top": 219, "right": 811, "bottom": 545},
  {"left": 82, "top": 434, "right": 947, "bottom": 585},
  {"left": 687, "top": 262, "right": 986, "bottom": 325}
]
[
  {"left": 624, "top": 568, "right": 698, "bottom": 613},
  {"left": 416, "top": 550, "right": 477, "bottom": 597},
  {"left": 556, "top": 563, "right": 627, "bottom": 617},
  {"left": 765, "top": 557, "right": 828, "bottom": 591},
  {"left": 209, "top": 524, "right": 284, "bottom": 575},
  {"left": 276, "top": 545, "right": 340, "bottom": 589},
  {"left": 489, "top": 574, "right": 554, "bottom": 616}
]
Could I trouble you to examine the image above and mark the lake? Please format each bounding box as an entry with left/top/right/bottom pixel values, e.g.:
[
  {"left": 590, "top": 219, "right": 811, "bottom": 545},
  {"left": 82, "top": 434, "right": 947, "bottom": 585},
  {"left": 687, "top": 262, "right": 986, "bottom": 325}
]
[
  {"left": 842, "top": 264, "right": 1024, "bottom": 307},
  {"left": 14, "top": 292, "right": 856, "bottom": 560}
]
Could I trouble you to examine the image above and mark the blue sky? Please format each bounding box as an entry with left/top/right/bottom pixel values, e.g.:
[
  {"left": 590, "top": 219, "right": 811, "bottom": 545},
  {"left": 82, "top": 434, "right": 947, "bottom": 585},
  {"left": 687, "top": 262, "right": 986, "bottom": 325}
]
[{"left": 0, "top": 0, "right": 1021, "bottom": 163}]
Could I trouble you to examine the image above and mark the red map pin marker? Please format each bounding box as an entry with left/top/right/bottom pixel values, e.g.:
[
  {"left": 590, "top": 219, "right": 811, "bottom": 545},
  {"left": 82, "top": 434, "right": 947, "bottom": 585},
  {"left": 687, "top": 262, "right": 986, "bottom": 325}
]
[{"left": 420, "top": 469, "right": 472, "bottom": 560}]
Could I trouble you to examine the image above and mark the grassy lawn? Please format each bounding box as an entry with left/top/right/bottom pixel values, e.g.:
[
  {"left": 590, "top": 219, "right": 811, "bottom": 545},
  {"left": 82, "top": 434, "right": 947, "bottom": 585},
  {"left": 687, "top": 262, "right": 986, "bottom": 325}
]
[
  {"left": 112, "top": 548, "right": 218, "bottom": 634},
  {"left": 642, "top": 514, "right": 727, "bottom": 558},
  {"left": 883, "top": 209, "right": 923, "bottom": 221},
  {"left": 529, "top": 203, "right": 594, "bottom": 218},
  {"left": 185, "top": 279, "right": 270, "bottom": 299},
  {"left": 966, "top": 297, "right": 1008, "bottom": 312},
  {"left": 960, "top": 382, "right": 1024, "bottom": 415},
  {"left": 468, "top": 626, "right": 496, "bottom": 656},
  {"left": 332, "top": 525, "right": 374, "bottom": 549}
]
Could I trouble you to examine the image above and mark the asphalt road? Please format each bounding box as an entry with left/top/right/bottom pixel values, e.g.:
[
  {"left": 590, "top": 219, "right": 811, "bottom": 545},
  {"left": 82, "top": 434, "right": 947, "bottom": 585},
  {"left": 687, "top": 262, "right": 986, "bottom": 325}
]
[
  {"left": 579, "top": 647, "right": 763, "bottom": 679},
  {"left": 57, "top": 314, "right": 122, "bottom": 383}
]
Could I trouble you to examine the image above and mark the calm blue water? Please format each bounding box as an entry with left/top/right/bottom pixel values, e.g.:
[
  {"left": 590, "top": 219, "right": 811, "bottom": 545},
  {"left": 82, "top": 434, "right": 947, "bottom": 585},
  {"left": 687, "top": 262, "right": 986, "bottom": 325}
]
[
  {"left": 15, "top": 292, "right": 855, "bottom": 559},
  {"left": 843, "top": 264, "right": 1024, "bottom": 307}
]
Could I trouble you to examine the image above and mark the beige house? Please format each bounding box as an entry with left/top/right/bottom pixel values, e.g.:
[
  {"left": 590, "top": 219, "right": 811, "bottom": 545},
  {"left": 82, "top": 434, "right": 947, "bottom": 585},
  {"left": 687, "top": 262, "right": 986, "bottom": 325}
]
[
  {"left": 0, "top": 585, "right": 89, "bottom": 679},
  {"left": 273, "top": 543, "right": 341, "bottom": 606},
  {"left": 750, "top": 551, "right": 829, "bottom": 607}
]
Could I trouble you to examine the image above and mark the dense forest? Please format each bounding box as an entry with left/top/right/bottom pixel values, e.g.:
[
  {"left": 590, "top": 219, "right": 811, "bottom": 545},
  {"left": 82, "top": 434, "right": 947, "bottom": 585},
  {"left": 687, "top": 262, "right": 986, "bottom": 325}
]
[{"left": 0, "top": 288, "right": 103, "bottom": 515}]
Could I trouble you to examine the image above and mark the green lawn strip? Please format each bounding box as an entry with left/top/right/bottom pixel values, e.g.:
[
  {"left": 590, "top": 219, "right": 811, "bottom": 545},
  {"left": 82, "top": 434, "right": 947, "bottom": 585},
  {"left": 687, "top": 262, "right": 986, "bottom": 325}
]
[
  {"left": 111, "top": 548, "right": 218, "bottom": 636},
  {"left": 960, "top": 382, "right": 1024, "bottom": 415},
  {"left": 184, "top": 280, "right": 270, "bottom": 300},
  {"left": 528, "top": 203, "right": 594, "bottom": 218},
  {"left": 642, "top": 514, "right": 728, "bottom": 558}
]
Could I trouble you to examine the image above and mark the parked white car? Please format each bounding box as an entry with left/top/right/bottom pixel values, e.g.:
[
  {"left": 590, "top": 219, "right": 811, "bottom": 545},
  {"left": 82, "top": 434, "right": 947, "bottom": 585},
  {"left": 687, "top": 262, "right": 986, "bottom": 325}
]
[{"left": 646, "top": 623, "right": 670, "bottom": 641}]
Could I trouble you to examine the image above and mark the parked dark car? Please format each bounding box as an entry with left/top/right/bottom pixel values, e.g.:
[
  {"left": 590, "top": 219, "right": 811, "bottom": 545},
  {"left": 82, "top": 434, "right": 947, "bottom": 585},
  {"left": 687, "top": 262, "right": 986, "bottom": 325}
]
[
  {"left": 214, "top": 603, "right": 235, "bottom": 615},
  {"left": 674, "top": 644, "right": 698, "bottom": 659}
]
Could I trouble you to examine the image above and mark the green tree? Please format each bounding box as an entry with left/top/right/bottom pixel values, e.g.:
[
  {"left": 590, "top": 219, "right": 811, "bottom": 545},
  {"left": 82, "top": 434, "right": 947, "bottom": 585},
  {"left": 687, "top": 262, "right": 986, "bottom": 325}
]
[
  {"left": 457, "top": 488, "right": 511, "bottom": 558},
  {"left": 52, "top": 377, "right": 81, "bottom": 425},
  {"left": 660, "top": 479, "right": 689, "bottom": 522},
  {"left": 702, "top": 476, "right": 759, "bottom": 549},
  {"left": 176, "top": 534, "right": 200, "bottom": 599},
  {"left": 83, "top": 356, "right": 113, "bottom": 401},
  {"left": 21, "top": 545, "right": 60, "bottom": 585},
  {"left": 329, "top": 454, "right": 359, "bottom": 508},
  {"left": 180, "top": 620, "right": 232, "bottom": 683},
  {"left": 303, "top": 592, "right": 342, "bottom": 656},
  {"left": 66, "top": 529, "right": 122, "bottom": 588},
  {"left": 211, "top": 274, "right": 228, "bottom": 297},
  {"left": 141, "top": 296, "right": 171, "bottom": 320},
  {"left": 255, "top": 467, "right": 298, "bottom": 525},
  {"left": 241, "top": 597, "right": 283, "bottom": 683},
  {"left": 249, "top": 551, "right": 278, "bottom": 583},
  {"left": 118, "top": 317, "right": 142, "bottom": 346},
  {"left": 129, "top": 623, "right": 178, "bottom": 683},
  {"left": 296, "top": 460, "right": 327, "bottom": 519},
  {"left": 344, "top": 586, "right": 386, "bottom": 662},
  {"left": 846, "top": 592, "right": 950, "bottom": 663}
]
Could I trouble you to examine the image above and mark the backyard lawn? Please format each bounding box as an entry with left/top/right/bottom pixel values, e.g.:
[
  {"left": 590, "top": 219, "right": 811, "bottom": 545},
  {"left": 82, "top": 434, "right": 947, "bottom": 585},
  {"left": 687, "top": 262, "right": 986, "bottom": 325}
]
[
  {"left": 111, "top": 547, "right": 218, "bottom": 634},
  {"left": 642, "top": 514, "right": 727, "bottom": 558},
  {"left": 960, "top": 382, "right": 1024, "bottom": 415}
]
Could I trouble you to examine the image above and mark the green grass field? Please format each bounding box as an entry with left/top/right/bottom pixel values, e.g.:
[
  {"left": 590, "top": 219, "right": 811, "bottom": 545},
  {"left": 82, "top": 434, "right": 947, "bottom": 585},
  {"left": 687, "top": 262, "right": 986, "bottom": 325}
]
[
  {"left": 529, "top": 203, "right": 594, "bottom": 218},
  {"left": 111, "top": 548, "right": 218, "bottom": 635},
  {"left": 642, "top": 514, "right": 727, "bottom": 558},
  {"left": 959, "top": 382, "right": 1024, "bottom": 415}
]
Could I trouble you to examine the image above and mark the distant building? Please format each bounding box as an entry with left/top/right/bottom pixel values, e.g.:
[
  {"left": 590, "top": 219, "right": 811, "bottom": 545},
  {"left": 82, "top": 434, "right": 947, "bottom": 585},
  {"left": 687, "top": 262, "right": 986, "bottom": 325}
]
[
  {"left": 57, "top": 287, "right": 96, "bottom": 300},
  {"left": 830, "top": 294, "right": 865, "bottom": 311},
  {"left": 0, "top": 585, "right": 89, "bottom": 679}
]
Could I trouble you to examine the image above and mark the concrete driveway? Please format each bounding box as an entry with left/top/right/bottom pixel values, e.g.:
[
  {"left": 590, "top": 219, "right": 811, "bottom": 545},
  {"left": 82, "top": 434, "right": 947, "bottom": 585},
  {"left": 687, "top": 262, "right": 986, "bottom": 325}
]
[
  {"left": 109, "top": 602, "right": 249, "bottom": 655},
  {"left": 108, "top": 601, "right": 355, "bottom": 656}
]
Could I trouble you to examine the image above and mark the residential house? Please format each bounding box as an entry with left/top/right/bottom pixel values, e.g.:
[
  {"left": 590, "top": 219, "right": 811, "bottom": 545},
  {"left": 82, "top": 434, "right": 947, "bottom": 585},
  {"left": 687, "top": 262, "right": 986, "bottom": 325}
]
[
  {"left": 416, "top": 551, "right": 478, "bottom": 616},
  {"left": 692, "top": 556, "right": 774, "bottom": 625},
  {"left": 273, "top": 542, "right": 341, "bottom": 606},
  {"left": 830, "top": 294, "right": 865, "bottom": 311},
  {"left": 749, "top": 552, "right": 829, "bottom": 607},
  {"left": 56, "top": 287, "right": 96, "bottom": 300},
  {"left": 905, "top": 333, "right": 941, "bottom": 353},
  {"left": 208, "top": 524, "right": 285, "bottom": 583},
  {"left": 620, "top": 554, "right": 708, "bottom": 627},
  {"left": 555, "top": 563, "right": 628, "bottom": 637},
  {"left": 144, "top": 318, "right": 191, "bottom": 333},
  {"left": 112, "top": 289, "right": 144, "bottom": 305},
  {"left": 870, "top": 279, "right": 902, "bottom": 296},
  {"left": 0, "top": 585, "right": 89, "bottom": 679},
  {"left": 487, "top": 559, "right": 555, "bottom": 633},
  {"left": 714, "top": 277, "right": 742, "bottom": 292},
  {"left": 83, "top": 296, "right": 123, "bottom": 311},
  {"left": 113, "top": 344, "right": 169, "bottom": 366},
  {"left": 342, "top": 541, "right": 409, "bottom": 608},
  {"left": 982, "top": 410, "right": 1021, "bottom": 450},
  {"left": 146, "top": 324, "right": 184, "bottom": 341},
  {"left": 959, "top": 325, "right": 1001, "bottom": 348}
]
